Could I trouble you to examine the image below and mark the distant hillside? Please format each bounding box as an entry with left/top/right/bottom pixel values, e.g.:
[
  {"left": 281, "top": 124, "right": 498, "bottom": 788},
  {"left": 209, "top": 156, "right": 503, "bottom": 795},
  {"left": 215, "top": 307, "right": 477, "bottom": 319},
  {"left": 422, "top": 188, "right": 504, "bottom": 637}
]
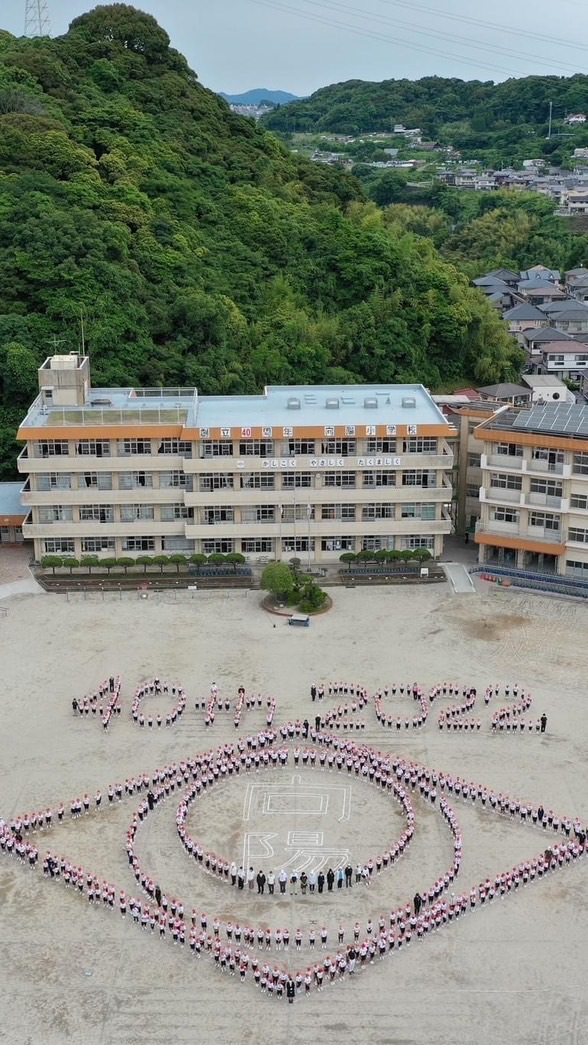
[
  {"left": 261, "top": 73, "right": 588, "bottom": 165},
  {"left": 220, "top": 88, "right": 298, "bottom": 106}
]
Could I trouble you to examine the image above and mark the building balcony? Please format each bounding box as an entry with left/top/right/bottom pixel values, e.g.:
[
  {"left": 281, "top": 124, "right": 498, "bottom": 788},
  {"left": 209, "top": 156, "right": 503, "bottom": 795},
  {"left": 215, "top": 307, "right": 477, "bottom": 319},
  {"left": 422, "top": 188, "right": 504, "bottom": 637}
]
[
  {"left": 475, "top": 521, "right": 565, "bottom": 554},
  {"left": 182, "top": 453, "right": 453, "bottom": 474},
  {"left": 183, "top": 518, "right": 451, "bottom": 540},
  {"left": 22, "top": 521, "right": 185, "bottom": 539}
]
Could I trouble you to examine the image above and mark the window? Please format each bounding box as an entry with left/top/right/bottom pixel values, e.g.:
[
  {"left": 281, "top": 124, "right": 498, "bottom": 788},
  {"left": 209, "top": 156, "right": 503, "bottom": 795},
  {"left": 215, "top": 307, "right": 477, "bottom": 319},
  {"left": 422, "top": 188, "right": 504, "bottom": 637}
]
[
  {"left": 366, "top": 439, "right": 396, "bottom": 453},
  {"left": 362, "top": 503, "right": 395, "bottom": 520},
  {"left": 44, "top": 538, "right": 74, "bottom": 554},
  {"left": 38, "top": 506, "right": 74, "bottom": 523},
  {"left": 571, "top": 493, "right": 588, "bottom": 510},
  {"left": 80, "top": 472, "right": 113, "bottom": 490},
  {"left": 466, "top": 484, "right": 480, "bottom": 498},
  {"left": 238, "top": 440, "right": 274, "bottom": 457},
  {"left": 240, "top": 473, "right": 275, "bottom": 489},
  {"left": 569, "top": 527, "right": 588, "bottom": 543},
  {"left": 242, "top": 506, "right": 275, "bottom": 523},
  {"left": 362, "top": 471, "right": 394, "bottom": 488},
  {"left": 567, "top": 559, "right": 588, "bottom": 576},
  {"left": 402, "top": 471, "right": 436, "bottom": 488},
  {"left": 202, "top": 539, "right": 234, "bottom": 554},
  {"left": 36, "top": 473, "right": 72, "bottom": 491},
  {"left": 120, "top": 504, "right": 155, "bottom": 522},
  {"left": 321, "top": 537, "right": 355, "bottom": 551},
  {"left": 281, "top": 505, "right": 314, "bottom": 522},
  {"left": 201, "top": 441, "right": 233, "bottom": 458},
  {"left": 76, "top": 440, "right": 111, "bottom": 457},
  {"left": 362, "top": 537, "right": 395, "bottom": 551},
  {"left": 161, "top": 503, "right": 192, "bottom": 521},
  {"left": 531, "top": 447, "right": 564, "bottom": 466},
  {"left": 81, "top": 538, "right": 115, "bottom": 553},
  {"left": 491, "top": 507, "right": 519, "bottom": 523},
  {"left": 573, "top": 452, "right": 588, "bottom": 476},
  {"left": 323, "top": 440, "right": 356, "bottom": 456},
  {"left": 467, "top": 453, "right": 481, "bottom": 467},
  {"left": 162, "top": 537, "right": 194, "bottom": 552},
  {"left": 401, "top": 503, "right": 436, "bottom": 520},
  {"left": 402, "top": 536, "right": 435, "bottom": 550},
  {"left": 321, "top": 504, "right": 356, "bottom": 521},
  {"left": 202, "top": 507, "right": 234, "bottom": 524},
  {"left": 119, "top": 472, "right": 153, "bottom": 489},
  {"left": 199, "top": 474, "right": 234, "bottom": 491},
  {"left": 282, "top": 538, "right": 314, "bottom": 552},
  {"left": 282, "top": 473, "right": 313, "bottom": 489},
  {"left": 282, "top": 440, "right": 316, "bottom": 456},
  {"left": 491, "top": 473, "right": 522, "bottom": 490},
  {"left": 403, "top": 438, "right": 437, "bottom": 453},
  {"left": 528, "top": 511, "right": 560, "bottom": 530},
  {"left": 160, "top": 471, "right": 193, "bottom": 489},
  {"left": 157, "top": 439, "right": 193, "bottom": 456},
  {"left": 36, "top": 440, "right": 69, "bottom": 457},
  {"left": 123, "top": 537, "right": 155, "bottom": 552},
  {"left": 118, "top": 439, "right": 152, "bottom": 455},
  {"left": 325, "top": 472, "right": 356, "bottom": 487},
  {"left": 241, "top": 538, "right": 274, "bottom": 553},
  {"left": 495, "top": 443, "right": 523, "bottom": 458},
  {"left": 530, "top": 479, "right": 562, "bottom": 496},
  {"left": 79, "top": 505, "right": 114, "bottom": 523}
]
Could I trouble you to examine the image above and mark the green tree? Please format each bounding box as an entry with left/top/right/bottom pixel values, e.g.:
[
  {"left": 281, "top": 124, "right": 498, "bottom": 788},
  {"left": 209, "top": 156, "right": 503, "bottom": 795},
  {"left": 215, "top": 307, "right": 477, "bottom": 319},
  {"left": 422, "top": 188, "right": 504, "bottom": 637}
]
[{"left": 261, "top": 562, "right": 295, "bottom": 601}]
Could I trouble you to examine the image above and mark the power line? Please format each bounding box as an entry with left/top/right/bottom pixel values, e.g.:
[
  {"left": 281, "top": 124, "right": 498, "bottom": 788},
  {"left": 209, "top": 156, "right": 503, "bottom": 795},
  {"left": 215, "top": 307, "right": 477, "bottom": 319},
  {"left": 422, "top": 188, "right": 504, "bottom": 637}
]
[
  {"left": 377, "top": 0, "right": 588, "bottom": 56},
  {"left": 297, "top": 0, "right": 585, "bottom": 75},
  {"left": 24, "top": 0, "right": 51, "bottom": 38},
  {"left": 248, "top": 0, "right": 524, "bottom": 78}
]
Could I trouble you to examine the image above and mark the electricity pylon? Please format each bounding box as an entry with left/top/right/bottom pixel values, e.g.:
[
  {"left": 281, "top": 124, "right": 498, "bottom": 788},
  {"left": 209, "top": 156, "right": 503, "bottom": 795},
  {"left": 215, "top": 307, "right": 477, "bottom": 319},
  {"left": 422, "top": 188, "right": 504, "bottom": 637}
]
[{"left": 24, "top": 0, "right": 51, "bottom": 38}]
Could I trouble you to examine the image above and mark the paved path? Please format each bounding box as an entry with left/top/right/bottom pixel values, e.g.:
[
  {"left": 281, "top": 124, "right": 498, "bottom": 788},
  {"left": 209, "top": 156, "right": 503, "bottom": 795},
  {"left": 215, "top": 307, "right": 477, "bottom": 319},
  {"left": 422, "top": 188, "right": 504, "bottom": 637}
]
[{"left": 442, "top": 561, "right": 476, "bottom": 594}]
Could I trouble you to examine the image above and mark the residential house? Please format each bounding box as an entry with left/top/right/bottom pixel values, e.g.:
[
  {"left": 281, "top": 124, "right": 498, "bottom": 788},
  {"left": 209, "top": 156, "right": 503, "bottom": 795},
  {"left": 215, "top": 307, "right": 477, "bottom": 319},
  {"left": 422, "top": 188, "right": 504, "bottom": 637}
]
[
  {"left": 537, "top": 342, "right": 588, "bottom": 379},
  {"left": 476, "top": 383, "right": 533, "bottom": 407},
  {"left": 568, "top": 274, "right": 588, "bottom": 303},
  {"left": 0, "top": 483, "right": 26, "bottom": 545},
  {"left": 520, "top": 266, "right": 561, "bottom": 283},
  {"left": 503, "top": 303, "right": 548, "bottom": 339},
  {"left": 487, "top": 268, "right": 521, "bottom": 288},
  {"left": 521, "top": 374, "right": 575, "bottom": 404}
]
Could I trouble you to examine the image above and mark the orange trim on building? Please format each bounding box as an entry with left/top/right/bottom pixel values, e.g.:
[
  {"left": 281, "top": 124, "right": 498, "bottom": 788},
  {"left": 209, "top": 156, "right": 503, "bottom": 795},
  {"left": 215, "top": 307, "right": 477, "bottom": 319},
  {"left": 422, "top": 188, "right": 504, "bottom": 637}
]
[
  {"left": 0, "top": 514, "right": 25, "bottom": 526},
  {"left": 18, "top": 423, "right": 456, "bottom": 443},
  {"left": 474, "top": 427, "right": 588, "bottom": 453},
  {"left": 17, "top": 425, "right": 186, "bottom": 442},
  {"left": 475, "top": 532, "right": 565, "bottom": 556}
]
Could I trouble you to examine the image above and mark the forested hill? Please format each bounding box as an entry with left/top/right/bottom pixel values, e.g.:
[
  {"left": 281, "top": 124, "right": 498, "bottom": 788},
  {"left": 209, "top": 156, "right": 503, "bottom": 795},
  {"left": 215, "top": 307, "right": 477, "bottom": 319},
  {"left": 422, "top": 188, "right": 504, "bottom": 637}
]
[
  {"left": 261, "top": 73, "right": 588, "bottom": 137},
  {"left": 0, "top": 4, "right": 520, "bottom": 477}
]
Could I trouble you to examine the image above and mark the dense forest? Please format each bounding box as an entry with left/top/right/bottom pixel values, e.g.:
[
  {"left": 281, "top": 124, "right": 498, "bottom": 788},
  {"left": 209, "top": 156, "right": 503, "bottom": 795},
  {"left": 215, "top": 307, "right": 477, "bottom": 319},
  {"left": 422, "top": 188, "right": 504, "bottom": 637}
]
[
  {"left": 262, "top": 74, "right": 588, "bottom": 168},
  {"left": 0, "top": 5, "right": 522, "bottom": 478}
]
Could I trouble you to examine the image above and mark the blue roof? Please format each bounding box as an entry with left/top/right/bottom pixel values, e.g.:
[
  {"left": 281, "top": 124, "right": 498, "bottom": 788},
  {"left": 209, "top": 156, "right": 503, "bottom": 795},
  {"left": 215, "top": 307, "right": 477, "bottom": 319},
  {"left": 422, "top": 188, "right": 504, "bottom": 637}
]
[{"left": 0, "top": 482, "right": 24, "bottom": 518}]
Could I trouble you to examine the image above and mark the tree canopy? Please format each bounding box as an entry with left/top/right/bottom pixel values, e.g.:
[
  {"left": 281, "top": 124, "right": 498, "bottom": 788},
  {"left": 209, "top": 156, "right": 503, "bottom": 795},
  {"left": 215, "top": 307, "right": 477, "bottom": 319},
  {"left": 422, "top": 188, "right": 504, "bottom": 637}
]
[{"left": 0, "top": 7, "right": 523, "bottom": 476}]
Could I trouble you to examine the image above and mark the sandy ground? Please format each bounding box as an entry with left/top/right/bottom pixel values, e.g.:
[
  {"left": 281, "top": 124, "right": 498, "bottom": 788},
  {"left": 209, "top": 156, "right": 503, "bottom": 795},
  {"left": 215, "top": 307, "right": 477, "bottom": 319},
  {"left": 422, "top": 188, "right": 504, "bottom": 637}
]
[{"left": 1, "top": 581, "right": 588, "bottom": 1045}]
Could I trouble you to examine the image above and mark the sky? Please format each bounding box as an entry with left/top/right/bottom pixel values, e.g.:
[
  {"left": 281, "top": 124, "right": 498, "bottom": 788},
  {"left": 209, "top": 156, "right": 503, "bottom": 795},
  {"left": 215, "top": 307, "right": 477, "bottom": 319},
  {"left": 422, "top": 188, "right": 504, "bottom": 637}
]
[{"left": 3, "top": 0, "right": 588, "bottom": 97}]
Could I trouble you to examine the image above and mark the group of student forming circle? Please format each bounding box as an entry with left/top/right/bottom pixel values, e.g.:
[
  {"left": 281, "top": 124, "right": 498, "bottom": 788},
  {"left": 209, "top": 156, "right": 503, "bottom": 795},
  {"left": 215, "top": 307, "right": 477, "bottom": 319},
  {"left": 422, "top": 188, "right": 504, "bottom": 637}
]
[{"left": 0, "top": 678, "right": 579, "bottom": 1002}]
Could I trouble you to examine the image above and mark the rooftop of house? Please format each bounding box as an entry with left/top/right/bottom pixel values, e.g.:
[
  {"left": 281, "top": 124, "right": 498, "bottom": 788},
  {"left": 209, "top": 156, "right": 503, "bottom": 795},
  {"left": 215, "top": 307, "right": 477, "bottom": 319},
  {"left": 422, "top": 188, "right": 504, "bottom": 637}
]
[
  {"left": 540, "top": 343, "right": 588, "bottom": 354},
  {"left": 524, "top": 327, "right": 575, "bottom": 343},
  {"left": 0, "top": 482, "right": 25, "bottom": 519},
  {"left": 503, "top": 304, "right": 547, "bottom": 320},
  {"left": 538, "top": 298, "right": 588, "bottom": 313},
  {"left": 476, "top": 383, "right": 531, "bottom": 400},
  {"left": 521, "top": 374, "right": 567, "bottom": 388}
]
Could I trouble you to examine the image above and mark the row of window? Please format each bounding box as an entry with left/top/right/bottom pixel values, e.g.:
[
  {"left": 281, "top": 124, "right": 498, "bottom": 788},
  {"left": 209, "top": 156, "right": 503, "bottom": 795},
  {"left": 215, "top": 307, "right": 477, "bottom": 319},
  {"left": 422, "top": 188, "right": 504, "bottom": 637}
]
[
  {"left": 490, "top": 445, "right": 588, "bottom": 476},
  {"left": 34, "top": 470, "right": 440, "bottom": 492},
  {"left": 43, "top": 534, "right": 437, "bottom": 556},
  {"left": 34, "top": 437, "right": 441, "bottom": 459},
  {"left": 491, "top": 508, "right": 561, "bottom": 529},
  {"left": 35, "top": 501, "right": 439, "bottom": 526}
]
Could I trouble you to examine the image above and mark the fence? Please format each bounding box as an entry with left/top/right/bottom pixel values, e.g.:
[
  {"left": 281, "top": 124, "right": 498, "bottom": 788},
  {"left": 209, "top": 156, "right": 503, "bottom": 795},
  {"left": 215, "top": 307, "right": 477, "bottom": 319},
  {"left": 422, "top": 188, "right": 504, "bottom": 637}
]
[{"left": 470, "top": 564, "right": 588, "bottom": 600}]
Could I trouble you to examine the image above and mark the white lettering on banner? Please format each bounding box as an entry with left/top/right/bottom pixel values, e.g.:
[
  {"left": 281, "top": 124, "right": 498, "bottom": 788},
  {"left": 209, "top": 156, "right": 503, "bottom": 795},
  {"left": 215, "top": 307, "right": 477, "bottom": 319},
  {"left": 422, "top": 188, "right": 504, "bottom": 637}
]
[
  {"left": 357, "top": 457, "right": 402, "bottom": 467},
  {"left": 310, "top": 458, "right": 345, "bottom": 468},
  {"left": 262, "top": 459, "right": 297, "bottom": 470}
]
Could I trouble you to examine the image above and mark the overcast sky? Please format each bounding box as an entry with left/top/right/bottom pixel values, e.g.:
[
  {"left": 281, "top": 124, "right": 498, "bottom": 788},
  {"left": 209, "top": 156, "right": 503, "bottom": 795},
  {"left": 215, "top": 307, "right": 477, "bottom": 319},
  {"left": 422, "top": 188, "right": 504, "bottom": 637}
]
[{"left": 3, "top": 0, "right": 588, "bottom": 96}]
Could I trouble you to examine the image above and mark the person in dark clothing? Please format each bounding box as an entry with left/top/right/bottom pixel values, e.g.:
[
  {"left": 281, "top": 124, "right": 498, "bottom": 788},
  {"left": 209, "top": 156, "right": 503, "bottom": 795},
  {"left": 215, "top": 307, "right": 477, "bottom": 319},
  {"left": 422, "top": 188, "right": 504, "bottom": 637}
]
[
  {"left": 310, "top": 685, "right": 317, "bottom": 702},
  {"left": 345, "top": 864, "right": 353, "bottom": 888},
  {"left": 256, "top": 871, "right": 266, "bottom": 895},
  {"left": 147, "top": 791, "right": 155, "bottom": 811},
  {"left": 317, "top": 871, "right": 325, "bottom": 894},
  {"left": 72, "top": 699, "right": 78, "bottom": 715},
  {"left": 303, "top": 719, "right": 309, "bottom": 738},
  {"left": 326, "top": 867, "right": 335, "bottom": 892},
  {"left": 154, "top": 885, "right": 162, "bottom": 906},
  {"left": 315, "top": 715, "right": 321, "bottom": 731},
  {"left": 540, "top": 713, "right": 547, "bottom": 733},
  {"left": 287, "top": 979, "right": 296, "bottom": 1003},
  {"left": 414, "top": 892, "right": 422, "bottom": 915}
]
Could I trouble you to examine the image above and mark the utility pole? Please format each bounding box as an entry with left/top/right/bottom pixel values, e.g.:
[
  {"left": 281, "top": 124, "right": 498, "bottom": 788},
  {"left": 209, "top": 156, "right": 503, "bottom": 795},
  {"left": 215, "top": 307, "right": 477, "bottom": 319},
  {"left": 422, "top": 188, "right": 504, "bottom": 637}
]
[
  {"left": 24, "top": 0, "right": 51, "bottom": 38},
  {"left": 547, "top": 100, "right": 553, "bottom": 140}
]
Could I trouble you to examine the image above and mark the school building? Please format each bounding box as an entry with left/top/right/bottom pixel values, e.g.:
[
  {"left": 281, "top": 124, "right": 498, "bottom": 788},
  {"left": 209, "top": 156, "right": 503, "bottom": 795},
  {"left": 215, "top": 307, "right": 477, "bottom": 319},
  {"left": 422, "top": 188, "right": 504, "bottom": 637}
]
[
  {"left": 474, "top": 403, "right": 588, "bottom": 578},
  {"left": 15, "top": 354, "right": 455, "bottom": 565}
]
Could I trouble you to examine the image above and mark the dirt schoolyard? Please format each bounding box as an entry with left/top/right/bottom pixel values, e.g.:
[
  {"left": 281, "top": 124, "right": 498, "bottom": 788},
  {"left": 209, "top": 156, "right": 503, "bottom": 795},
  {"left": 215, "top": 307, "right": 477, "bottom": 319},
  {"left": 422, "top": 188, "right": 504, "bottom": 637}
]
[{"left": 0, "top": 583, "right": 587, "bottom": 1045}]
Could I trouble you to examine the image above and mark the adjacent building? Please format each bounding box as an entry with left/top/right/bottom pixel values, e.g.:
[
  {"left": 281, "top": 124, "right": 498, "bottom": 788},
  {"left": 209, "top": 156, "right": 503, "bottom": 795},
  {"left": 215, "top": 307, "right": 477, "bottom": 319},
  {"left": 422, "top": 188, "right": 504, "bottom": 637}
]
[
  {"left": 474, "top": 403, "right": 588, "bottom": 578},
  {"left": 16, "top": 354, "right": 455, "bottom": 565}
]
